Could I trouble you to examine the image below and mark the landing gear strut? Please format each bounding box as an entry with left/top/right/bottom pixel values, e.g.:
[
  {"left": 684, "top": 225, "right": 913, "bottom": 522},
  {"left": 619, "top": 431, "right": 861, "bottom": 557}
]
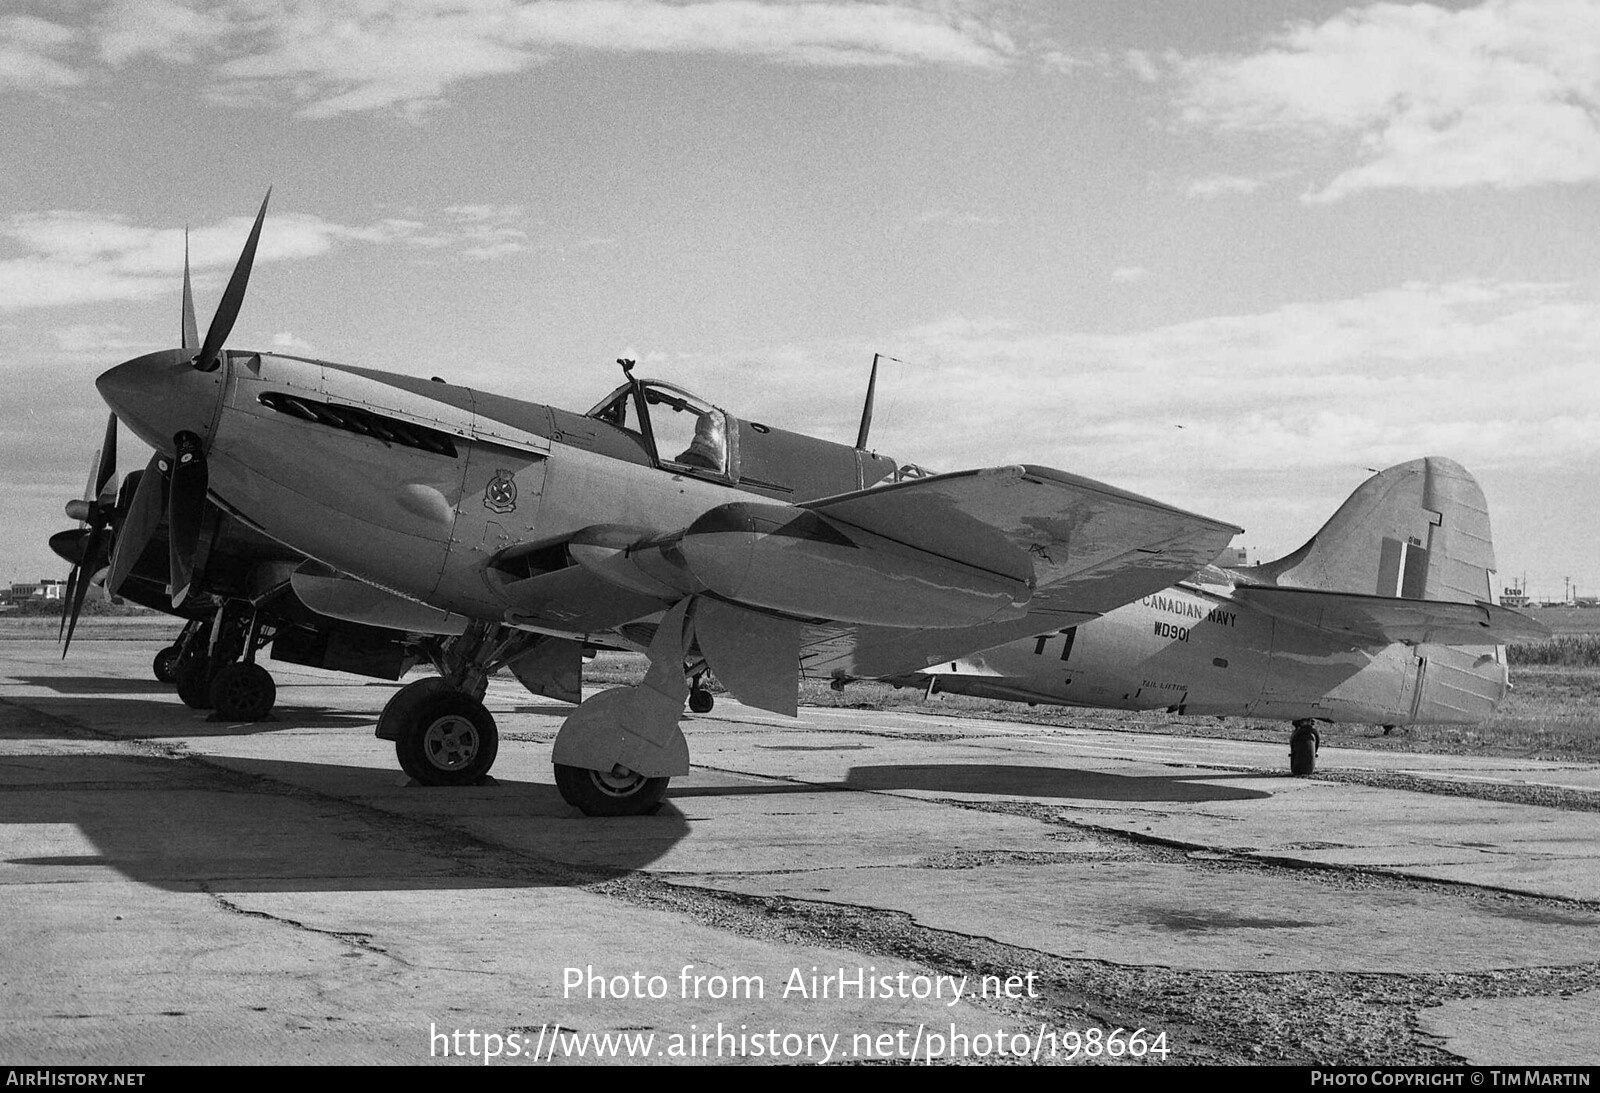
[
  {"left": 551, "top": 599, "right": 699, "bottom": 816},
  {"left": 155, "top": 618, "right": 206, "bottom": 685},
  {"left": 376, "top": 623, "right": 550, "bottom": 786},
  {"left": 153, "top": 645, "right": 182, "bottom": 684},
  {"left": 1289, "top": 719, "right": 1321, "bottom": 776},
  {"left": 172, "top": 603, "right": 280, "bottom": 720}
]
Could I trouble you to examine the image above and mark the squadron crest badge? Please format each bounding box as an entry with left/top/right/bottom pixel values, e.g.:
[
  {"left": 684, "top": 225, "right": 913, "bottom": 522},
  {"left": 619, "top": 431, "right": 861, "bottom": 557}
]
[{"left": 484, "top": 469, "right": 518, "bottom": 514}]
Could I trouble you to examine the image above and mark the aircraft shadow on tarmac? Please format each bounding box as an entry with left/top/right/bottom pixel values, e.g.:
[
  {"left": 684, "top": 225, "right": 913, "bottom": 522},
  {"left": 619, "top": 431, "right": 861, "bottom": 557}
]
[
  {"left": 1, "top": 687, "right": 380, "bottom": 738},
  {"left": 1, "top": 753, "right": 691, "bottom": 892},
  {"left": 845, "top": 763, "right": 1273, "bottom": 802},
  {"left": 9, "top": 675, "right": 174, "bottom": 695},
  {"left": 672, "top": 763, "right": 1273, "bottom": 804}
]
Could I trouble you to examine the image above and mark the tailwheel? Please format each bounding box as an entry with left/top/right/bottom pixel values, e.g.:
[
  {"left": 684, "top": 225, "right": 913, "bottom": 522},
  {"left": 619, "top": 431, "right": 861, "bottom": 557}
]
[
  {"left": 395, "top": 692, "right": 498, "bottom": 786},
  {"left": 687, "top": 669, "right": 714, "bottom": 713},
  {"left": 153, "top": 645, "right": 182, "bottom": 684},
  {"left": 1289, "top": 720, "right": 1320, "bottom": 776},
  {"left": 210, "top": 661, "right": 276, "bottom": 722},
  {"left": 554, "top": 763, "right": 669, "bottom": 817},
  {"left": 174, "top": 654, "right": 215, "bottom": 710}
]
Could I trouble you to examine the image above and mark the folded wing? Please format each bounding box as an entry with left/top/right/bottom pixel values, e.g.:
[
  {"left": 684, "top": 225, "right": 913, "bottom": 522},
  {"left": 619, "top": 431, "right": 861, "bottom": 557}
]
[{"left": 791, "top": 465, "right": 1242, "bottom": 678}]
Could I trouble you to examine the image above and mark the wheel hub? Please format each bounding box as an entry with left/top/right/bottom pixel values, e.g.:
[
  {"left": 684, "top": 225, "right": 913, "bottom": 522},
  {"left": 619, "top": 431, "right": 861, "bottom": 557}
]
[
  {"left": 590, "top": 766, "right": 647, "bottom": 797},
  {"left": 423, "top": 715, "right": 480, "bottom": 771}
]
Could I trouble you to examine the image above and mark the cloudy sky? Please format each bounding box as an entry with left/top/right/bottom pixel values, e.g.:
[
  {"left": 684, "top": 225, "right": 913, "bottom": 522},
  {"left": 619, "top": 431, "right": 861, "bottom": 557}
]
[{"left": 3, "top": 0, "right": 1596, "bottom": 601}]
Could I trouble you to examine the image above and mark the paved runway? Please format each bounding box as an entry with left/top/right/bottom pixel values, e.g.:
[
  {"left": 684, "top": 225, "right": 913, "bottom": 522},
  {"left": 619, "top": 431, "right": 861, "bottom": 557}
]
[{"left": 2, "top": 639, "right": 1597, "bottom": 1065}]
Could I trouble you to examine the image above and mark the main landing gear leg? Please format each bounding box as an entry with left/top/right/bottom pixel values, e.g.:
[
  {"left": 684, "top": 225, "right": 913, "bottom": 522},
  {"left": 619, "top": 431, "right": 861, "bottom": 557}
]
[
  {"left": 154, "top": 618, "right": 205, "bottom": 684},
  {"left": 177, "top": 601, "right": 279, "bottom": 721},
  {"left": 1289, "top": 719, "right": 1321, "bottom": 776},
  {"left": 551, "top": 601, "right": 693, "bottom": 816},
  {"left": 376, "top": 622, "right": 546, "bottom": 787},
  {"left": 208, "top": 605, "right": 277, "bottom": 722}
]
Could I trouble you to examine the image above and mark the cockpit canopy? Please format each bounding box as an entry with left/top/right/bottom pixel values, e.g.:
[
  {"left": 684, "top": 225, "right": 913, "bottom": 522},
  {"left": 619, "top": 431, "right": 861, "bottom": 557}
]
[
  {"left": 587, "top": 379, "right": 729, "bottom": 477},
  {"left": 584, "top": 375, "right": 906, "bottom": 502}
]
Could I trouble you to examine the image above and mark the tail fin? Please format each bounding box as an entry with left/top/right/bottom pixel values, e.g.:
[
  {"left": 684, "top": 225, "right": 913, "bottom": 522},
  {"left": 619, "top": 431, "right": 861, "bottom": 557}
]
[{"left": 1242, "top": 457, "right": 1495, "bottom": 605}]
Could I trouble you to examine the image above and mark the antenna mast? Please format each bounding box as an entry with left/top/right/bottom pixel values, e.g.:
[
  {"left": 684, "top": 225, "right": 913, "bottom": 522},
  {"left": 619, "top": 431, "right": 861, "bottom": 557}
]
[{"left": 856, "top": 353, "right": 900, "bottom": 450}]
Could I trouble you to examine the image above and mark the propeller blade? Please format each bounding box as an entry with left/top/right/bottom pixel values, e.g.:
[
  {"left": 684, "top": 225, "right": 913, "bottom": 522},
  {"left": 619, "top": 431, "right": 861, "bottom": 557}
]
[
  {"left": 182, "top": 229, "right": 199, "bottom": 351},
  {"left": 58, "top": 562, "right": 79, "bottom": 641},
  {"left": 108, "top": 455, "right": 167, "bottom": 596},
  {"left": 95, "top": 413, "right": 117, "bottom": 497},
  {"left": 167, "top": 431, "right": 208, "bottom": 606},
  {"left": 195, "top": 189, "right": 271, "bottom": 373},
  {"left": 75, "top": 450, "right": 99, "bottom": 526},
  {"left": 61, "top": 524, "right": 110, "bottom": 657},
  {"left": 62, "top": 416, "right": 118, "bottom": 647}
]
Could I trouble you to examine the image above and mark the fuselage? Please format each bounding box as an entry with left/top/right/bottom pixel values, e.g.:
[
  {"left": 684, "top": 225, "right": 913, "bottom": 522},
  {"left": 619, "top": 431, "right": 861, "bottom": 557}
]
[
  {"left": 917, "top": 576, "right": 1509, "bottom": 726},
  {"left": 96, "top": 348, "right": 909, "bottom": 638}
]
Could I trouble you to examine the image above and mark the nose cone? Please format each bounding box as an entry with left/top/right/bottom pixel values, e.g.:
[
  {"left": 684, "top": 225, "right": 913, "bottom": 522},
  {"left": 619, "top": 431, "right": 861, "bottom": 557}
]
[{"left": 96, "top": 349, "right": 225, "bottom": 452}]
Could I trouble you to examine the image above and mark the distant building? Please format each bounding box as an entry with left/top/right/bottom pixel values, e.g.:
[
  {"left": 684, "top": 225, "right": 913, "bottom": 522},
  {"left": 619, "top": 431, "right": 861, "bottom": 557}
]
[{"left": 9, "top": 579, "right": 67, "bottom": 603}]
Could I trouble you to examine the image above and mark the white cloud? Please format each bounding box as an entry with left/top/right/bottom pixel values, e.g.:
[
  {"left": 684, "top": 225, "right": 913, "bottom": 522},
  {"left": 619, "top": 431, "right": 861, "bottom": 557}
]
[
  {"left": 0, "top": 15, "right": 82, "bottom": 87},
  {"left": 51, "top": 323, "right": 143, "bottom": 357},
  {"left": 1110, "top": 265, "right": 1147, "bottom": 283},
  {"left": 271, "top": 331, "right": 316, "bottom": 351},
  {"left": 0, "top": 204, "right": 532, "bottom": 311},
  {"left": 1124, "top": 48, "right": 1159, "bottom": 83},
  {"left": 1173, "top": 0, "right": 1600, "bottom": 200},
  {"left": 97, "top": 0, "right": 232, "bottom": 65},
  {"left": 709, "top": 280, "right": 1600, "bottom": 503},
  {"left": 30, "top": 1, "right": 1019, "bottom": 117}
]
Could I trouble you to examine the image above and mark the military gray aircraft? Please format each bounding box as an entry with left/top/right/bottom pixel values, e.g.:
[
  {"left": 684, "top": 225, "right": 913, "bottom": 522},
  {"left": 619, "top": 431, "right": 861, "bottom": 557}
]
[
  {"left": 86, "top": 193, "right": 1243, "bottom": 815},
  {"left": 888, "top": 458, "right": 1548, "bottom": 774}
]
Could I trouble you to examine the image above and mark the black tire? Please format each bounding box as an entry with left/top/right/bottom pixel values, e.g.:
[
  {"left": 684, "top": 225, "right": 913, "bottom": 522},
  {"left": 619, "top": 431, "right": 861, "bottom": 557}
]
[
  {"left": 1289, "top": 722, "right": 1320, "bottom": 776},
  {"left": 395, "top": 693, "right": 498, "bottom": 786},
  {"left": 688, "top": 689, "right": 714, "bottom": 714},
  {"left": 175, "top": 655, "right": 215, "bottom": 710},
  {"left": 554, "top": 763, "right": 670, "bottom": 817},
  {"left": 210, "top": 662, "right": 276, "bottom": 722},
  {"left": 376, "top": 677, "right": 453, "bottom": 741},
  {"left": 153, "top": 646, "right": 182, "bottom": 684}
]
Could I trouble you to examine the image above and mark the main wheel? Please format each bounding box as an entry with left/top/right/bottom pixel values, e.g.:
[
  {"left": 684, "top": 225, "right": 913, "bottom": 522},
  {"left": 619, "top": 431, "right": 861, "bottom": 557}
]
[
  {"left": 153, "top": 645, "right": 182, "bottom": 684},
  {"left": 554, "top": 763, "right": 670, "bottom": 817},
  {"left": 210, "top": 662, "right": 276, "bottom": 722},
  {"left": 1289, "top": 721, "right": 1320, "bottom": 776},
  {"left": 175, "top": 655, "right": 215, "bottom": 710},
  {"left": 688, "top": 688, "right": 714, "bottom": 714},
  {"left": 377, "top": 677, "right": 453, "bottom": 742},
  {"left": 395, "top": 693, "right": 498, "bottom": 786}
]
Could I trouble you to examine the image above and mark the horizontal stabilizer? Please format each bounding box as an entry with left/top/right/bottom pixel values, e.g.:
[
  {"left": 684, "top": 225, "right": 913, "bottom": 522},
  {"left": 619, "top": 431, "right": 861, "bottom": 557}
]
[{"left": 1233, "top": 585, "right": 1550, "bottom": 646}]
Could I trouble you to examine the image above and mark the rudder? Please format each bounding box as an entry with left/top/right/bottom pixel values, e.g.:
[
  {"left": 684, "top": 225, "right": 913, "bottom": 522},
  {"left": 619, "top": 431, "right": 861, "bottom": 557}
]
[{"left": 1242, "top": 458, "right": 1496, "bottom": 605}]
